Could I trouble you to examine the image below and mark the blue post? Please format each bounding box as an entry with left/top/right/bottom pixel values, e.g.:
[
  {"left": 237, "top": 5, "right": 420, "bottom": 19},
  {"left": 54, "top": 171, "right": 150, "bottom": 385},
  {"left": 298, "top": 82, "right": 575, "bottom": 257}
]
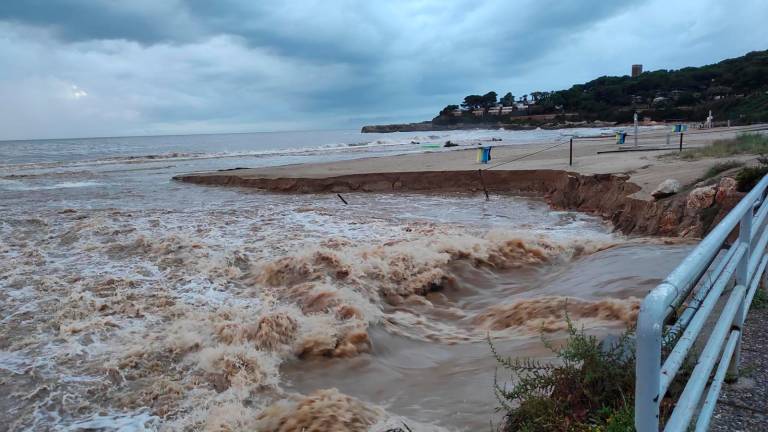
[{"left": 480, "top": 147, "right": 491, "bottom": 164}]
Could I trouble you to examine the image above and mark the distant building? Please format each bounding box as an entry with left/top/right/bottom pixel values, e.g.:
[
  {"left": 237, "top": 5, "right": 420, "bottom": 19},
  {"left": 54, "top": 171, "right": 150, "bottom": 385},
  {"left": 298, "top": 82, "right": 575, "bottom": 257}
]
[{"left": 632, "top": 64, "right": 643, "bottom": 78}]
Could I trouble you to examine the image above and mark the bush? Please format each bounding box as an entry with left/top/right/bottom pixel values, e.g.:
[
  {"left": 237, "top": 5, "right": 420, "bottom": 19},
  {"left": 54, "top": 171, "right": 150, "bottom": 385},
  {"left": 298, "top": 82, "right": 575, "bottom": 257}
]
[
  {"left": 702, "top": 160, "right": 743, "bottom": 179},
  {"left": 734, "top": 153, "right": 768, "bottom": 192},
  {"left": 752, "top": 285, "right": 768, "bottom": 309},
  {"left": 490, "top": 316, "right": 636, "bottom": 432},
  {"left": 736, "top": 165, "right": 768, "bottom": 191}
]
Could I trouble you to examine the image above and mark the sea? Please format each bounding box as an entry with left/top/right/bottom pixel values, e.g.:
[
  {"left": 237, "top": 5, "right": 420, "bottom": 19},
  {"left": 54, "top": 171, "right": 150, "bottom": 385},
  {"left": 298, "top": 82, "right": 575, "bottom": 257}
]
[{"left": 0, "top": 127, "right": 690, "bottom": 431}]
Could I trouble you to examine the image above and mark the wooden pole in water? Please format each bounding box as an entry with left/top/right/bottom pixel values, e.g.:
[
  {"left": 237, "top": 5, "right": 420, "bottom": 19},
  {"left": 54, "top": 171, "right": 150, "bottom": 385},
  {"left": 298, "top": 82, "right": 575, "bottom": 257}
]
[
  {"left": 569, "top": 138, "right": 573, "bottom": 166},
  {"left": 679, "top": 132, "right": 684, "bottom": 152},
  {"left": 337, "top": 193, "right": 348, "bottom": 205},
  {"left": 478, "top": 169, "right": 490, "bottom": 201}
]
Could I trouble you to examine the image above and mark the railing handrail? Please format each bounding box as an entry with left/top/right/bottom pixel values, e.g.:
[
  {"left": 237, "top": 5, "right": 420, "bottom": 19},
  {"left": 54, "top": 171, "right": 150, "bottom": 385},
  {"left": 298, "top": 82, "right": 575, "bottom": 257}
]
[{"left": 635, "top": 174, "right": 768, "bottom": 431}]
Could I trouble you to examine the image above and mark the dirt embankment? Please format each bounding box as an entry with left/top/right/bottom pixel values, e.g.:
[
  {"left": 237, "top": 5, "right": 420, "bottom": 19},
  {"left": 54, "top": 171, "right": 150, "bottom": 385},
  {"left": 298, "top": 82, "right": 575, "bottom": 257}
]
[{"left": 174, "top": 169, "right": 743, "bottom": 237}]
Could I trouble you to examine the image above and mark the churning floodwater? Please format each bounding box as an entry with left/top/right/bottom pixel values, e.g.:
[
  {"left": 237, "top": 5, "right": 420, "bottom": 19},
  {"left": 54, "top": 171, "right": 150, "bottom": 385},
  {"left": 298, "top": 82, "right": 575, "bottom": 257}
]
[{"left": 0, "top": 128, "right": 690, "bottom": 431}]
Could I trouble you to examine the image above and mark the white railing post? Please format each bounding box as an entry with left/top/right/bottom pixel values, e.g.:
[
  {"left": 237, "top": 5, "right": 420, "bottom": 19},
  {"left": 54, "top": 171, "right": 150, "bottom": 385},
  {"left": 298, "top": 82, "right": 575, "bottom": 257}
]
[
  {"left": 635, "top": 288, "right": 672, "bottom": 432},
  {"left": 729, "top": 204, "right": 753, "bottom": 379},
  {"left": 635, "top": 319, "right": 661, "bottom": 431},
  {"left": 738, "top": 203, "right": 754, "bottom": 285}
]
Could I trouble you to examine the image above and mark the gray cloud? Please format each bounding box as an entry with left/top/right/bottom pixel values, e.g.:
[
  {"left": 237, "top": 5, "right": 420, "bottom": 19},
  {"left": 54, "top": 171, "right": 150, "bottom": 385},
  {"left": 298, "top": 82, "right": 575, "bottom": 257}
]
[{"left": 0, "top": 0, "right": 765, "bottom": 139}]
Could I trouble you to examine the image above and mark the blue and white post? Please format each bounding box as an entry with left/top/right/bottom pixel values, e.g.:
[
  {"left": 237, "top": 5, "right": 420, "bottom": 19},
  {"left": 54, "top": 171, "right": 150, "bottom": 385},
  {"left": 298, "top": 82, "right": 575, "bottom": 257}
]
[{"left": 634, "top": 111, "right": 639, "bottom": 147}]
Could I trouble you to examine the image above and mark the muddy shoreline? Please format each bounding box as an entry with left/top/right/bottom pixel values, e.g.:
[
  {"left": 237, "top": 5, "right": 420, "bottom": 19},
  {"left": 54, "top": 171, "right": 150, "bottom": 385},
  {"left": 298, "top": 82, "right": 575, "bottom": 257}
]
[{"left": 174, "top": 169, "right": 743, "bottom": 238}]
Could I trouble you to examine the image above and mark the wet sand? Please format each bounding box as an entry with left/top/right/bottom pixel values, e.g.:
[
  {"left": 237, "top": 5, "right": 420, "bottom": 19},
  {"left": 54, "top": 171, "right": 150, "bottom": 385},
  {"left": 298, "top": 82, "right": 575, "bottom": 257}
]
[{"left": 177, "top": 125, "right": 767, "bottom": 200}]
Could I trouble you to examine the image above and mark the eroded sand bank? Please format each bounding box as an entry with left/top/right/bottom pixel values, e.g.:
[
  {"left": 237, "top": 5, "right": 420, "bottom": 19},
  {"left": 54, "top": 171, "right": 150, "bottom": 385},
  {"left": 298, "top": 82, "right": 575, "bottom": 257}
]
[{"left": 175, "top": 126, "right": 768, "bottom": 238}]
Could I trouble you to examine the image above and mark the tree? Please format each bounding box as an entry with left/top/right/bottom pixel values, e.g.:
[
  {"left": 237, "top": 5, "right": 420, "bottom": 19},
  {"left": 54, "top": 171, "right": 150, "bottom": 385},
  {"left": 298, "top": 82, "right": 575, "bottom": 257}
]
[
  {"left": 439, "top": 104, "right": 459, "bottom": 116},
  {"left": 481, "top": 91, "right": 498, "bottom": 108},
  {"left": 500, "top": 92, "right": 515, "bottom": 107},
  {"left": 461, "top": 95, "right": 484, "bottom": 110}
]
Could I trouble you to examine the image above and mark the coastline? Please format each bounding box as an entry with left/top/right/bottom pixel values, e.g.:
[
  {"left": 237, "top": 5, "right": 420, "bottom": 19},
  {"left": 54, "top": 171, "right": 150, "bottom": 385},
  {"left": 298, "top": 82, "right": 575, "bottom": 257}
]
[
  {"left": 360, "top": 120, "right": 617, "bottom": 133},
  {"left": 175, "top": 125, "right": 767, "bottom": 238}
]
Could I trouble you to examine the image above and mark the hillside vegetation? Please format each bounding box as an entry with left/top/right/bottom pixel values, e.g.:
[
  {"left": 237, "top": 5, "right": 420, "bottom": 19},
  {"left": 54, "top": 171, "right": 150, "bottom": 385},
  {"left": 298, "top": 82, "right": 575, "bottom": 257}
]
[{"left": 435, "top": 49, "right": 768, "bottom": 126}]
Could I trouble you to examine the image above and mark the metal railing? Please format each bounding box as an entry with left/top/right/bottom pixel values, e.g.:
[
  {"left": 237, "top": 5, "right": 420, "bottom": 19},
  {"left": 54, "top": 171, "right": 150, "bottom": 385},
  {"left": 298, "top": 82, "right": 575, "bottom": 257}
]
[{"left": 635, "top": 174, "right": 768, "bottom": 431}]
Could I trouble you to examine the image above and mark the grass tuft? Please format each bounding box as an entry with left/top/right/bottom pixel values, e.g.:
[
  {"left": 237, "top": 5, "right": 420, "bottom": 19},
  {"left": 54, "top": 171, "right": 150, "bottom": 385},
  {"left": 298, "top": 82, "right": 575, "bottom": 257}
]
[
  {"left": 676, "top": 133, "right": 768, "bottom": 160},
  {"left": 702, "top": 160, "right": 743, "bottom": 179},
  {"left": 752, "top": 286, "right": 768, "bottom": 309}
]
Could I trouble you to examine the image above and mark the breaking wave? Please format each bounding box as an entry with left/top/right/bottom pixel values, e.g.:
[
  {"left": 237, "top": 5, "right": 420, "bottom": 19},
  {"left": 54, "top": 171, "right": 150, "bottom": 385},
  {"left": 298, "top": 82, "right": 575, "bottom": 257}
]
[
  {"left": 0, "top": 195, "right": 652, "bottom": 430},
  {"left": 473, "top": 296, "right": 640, "bottom": 333}
]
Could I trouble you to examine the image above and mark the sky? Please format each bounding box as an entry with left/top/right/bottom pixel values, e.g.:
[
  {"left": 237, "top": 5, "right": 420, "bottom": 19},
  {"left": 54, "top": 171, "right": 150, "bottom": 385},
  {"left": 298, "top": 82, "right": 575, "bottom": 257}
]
[{"left": 0, "top": 0, "right": 766, "bottom": 140}]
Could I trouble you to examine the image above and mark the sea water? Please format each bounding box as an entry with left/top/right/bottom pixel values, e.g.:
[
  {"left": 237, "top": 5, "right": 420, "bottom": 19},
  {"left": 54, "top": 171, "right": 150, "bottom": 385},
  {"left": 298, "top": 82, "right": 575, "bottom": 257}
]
[{"left": 0, "top": 128, "right": 688, "bottom": 431}]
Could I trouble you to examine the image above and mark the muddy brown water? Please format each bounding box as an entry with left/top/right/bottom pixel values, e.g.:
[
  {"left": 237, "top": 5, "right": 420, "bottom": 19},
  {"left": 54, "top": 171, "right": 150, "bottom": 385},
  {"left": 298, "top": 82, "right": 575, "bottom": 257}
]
[
  {"left": 1, "top": 145, "right": 692, "bottom": 431},
  {"left": 282, "top": 242, "right": 691, "bottom": 430}
]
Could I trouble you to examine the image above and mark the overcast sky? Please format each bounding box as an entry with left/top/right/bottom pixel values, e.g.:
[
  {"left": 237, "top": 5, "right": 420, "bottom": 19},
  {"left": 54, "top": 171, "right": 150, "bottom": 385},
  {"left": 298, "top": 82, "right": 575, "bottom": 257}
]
[{"left": 0, "top": 0, "right": 766, "bottom": 140}]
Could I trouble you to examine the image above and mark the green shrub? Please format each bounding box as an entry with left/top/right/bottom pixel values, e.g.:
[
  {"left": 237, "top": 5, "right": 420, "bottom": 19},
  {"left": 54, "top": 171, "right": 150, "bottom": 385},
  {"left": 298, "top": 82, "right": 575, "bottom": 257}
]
[
  {"left": 736, "top": 165, "right": 768, "bottom": 191},
  {"left": 752, "top": 286, "right": 768, "bottom": 309},
  {"left": 490, "top": 317, "right": 636, "bottom": 432}
]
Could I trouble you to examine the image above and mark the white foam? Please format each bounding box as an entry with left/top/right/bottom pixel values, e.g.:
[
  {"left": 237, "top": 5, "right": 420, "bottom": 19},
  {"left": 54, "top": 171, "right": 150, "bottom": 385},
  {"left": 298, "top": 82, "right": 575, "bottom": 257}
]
[
  {"left": 60, "top": 411, "right": 159, "bottom": 432},
  {"left": 0, "top": 350, "right": 31, "bottom": 374},
  {"left": 0, "top": 180, "right": 103, "bottom": 191}
]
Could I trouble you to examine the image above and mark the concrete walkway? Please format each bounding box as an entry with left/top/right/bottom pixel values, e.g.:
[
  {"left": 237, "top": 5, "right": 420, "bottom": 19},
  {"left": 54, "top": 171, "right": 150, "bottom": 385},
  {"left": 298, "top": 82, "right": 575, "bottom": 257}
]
[{"left": 711, "top": 305, "right": 768, "bottom": 431}]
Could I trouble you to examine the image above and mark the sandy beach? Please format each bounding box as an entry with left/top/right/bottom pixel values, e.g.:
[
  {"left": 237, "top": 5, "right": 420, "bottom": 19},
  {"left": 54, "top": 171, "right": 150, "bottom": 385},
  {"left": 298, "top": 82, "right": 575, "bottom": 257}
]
[{"left": 177, "top": 125, "right": 768, "bottom": 200}]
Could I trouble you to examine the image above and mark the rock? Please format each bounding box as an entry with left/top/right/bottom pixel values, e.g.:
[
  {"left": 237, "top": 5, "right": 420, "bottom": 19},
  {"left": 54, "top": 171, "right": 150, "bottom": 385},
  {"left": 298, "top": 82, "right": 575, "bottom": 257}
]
[
  {"left": 651, "top": 179, "right": 681, "bottom": 199},
  {"left": 659, "top": 210, "right": 682, "bottom": 235},
  {"left": 687, "top": 185, "right": 717, "bottom": 209},
  {"left": 715, "top": 177, "right": 738, "bottom": 205}
]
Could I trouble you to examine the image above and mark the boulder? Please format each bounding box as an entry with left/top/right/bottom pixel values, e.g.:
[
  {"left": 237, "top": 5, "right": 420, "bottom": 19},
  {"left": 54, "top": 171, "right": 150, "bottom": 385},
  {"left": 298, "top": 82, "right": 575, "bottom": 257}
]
[
  {"left": 715, "top": 177, "right": 738, "bottom": 205},
  {"left": 651, "top": 179, "right": 681, "bottom": 199},
  {"left": 687, "top": 185, "right": 717, "bottom": 209}
]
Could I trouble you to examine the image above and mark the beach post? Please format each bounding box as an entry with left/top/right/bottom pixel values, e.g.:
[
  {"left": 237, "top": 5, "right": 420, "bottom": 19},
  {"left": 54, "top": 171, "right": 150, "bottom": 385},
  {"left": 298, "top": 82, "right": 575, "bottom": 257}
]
[
  {"left": 569, "top": 138, "right": 573, "bottom": 166},
  {"left": 477, "top": 147, "right": 491, "bottom": 164},
  {"left": 679, "top": 132, "right": 684, "bottom": 151},
  {"left": 477, "top": 169, "right": 490, "bottom": 200},
  {"left": 634, "top": 112, "right": 639, "bottom": 147}
]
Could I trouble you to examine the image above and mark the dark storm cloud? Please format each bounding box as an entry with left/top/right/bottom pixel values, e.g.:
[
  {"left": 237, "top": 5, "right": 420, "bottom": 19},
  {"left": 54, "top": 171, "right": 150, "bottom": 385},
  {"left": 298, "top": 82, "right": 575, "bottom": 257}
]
[
  {"left": 0, "top": 0, "right": 766, "bottom": 139},
  {"left": 0, "top": 1, "right": 193, "bottom": 43}
]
